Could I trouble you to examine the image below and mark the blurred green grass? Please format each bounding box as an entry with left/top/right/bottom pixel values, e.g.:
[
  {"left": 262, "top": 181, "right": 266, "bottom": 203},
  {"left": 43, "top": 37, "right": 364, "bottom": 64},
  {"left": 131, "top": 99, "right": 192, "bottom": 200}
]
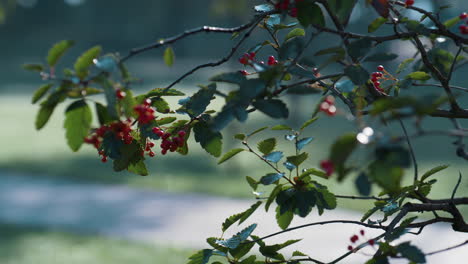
[
  {"left": 0, "top": 94, "right": 467, "bottom": 212},
  {"left": 0, "top": 222, "right": 192, "bottom": 264}
]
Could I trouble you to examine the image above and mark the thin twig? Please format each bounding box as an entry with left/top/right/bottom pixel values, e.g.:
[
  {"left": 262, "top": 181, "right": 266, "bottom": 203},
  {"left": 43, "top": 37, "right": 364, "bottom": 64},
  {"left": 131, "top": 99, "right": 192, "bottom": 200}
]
[{"left": 398, "top": 119, "right": 418, "bottom": 183}]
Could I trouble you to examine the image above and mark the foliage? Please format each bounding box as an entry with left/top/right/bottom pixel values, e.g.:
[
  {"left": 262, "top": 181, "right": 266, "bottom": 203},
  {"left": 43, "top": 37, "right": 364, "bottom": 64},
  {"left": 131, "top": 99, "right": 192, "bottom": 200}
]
[{"left": 25, "top": 0, "right": 468, "bottom": 263}]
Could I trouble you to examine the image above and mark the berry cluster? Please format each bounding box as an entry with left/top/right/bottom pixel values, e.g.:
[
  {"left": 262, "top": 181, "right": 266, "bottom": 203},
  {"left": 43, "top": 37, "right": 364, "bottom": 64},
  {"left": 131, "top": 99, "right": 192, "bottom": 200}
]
[
  {"left": 84, "top": 120, "right": 134, "bottom": 162},
  {"left": 144, "top": 141, "right": 156, "bottom": 157},
  {"left": 238, "top": 52, "right": 279, "bottom": 76},
  {"left": 152, "top": 127, "right": 186, "bottom": 155},
  {"left": 369, "top": 65, "right": 389, "bottom": 94},
  {"left": 320, "top": 160, "right": 334, "bottom": 177},
  {"left": 347, "top": 230, "right": 375, "bottom": 252},
  {"left": 459, "top": 12, "right": 468, "bottom": 35},
  {"left": 134, "top": 99, "right": 155, "bottom": 124},
  {"left": 116, "top": 88, "right": 126, "bottom": 100},
  {"left": 319, "top": 95, "right": 337, "bottom": 116},
  {"left": 404, "top": 0, "right": 414, "bottom": 6},
  {"left": 275, "top": 0, "right": 303, "bottom": 17}
]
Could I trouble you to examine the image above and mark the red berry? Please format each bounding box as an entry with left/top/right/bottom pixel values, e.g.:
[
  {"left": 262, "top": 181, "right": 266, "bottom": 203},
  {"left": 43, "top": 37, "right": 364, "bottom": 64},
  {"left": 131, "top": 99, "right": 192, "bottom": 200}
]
[
  {"left": 460, "top": 25, "right": 468, "bottom": 35},
  {"left": 149, "top": 151, "right": 155, "bottom": 157},
  {"left": 240, "top": 70, "right": 249, "bottom": 76},
  {"left": 405, "top": 0, "right": 414, "bottom": 6},
  {"left": 239, "top": 56, "right": 248, "bottom": 65},
  {"left": 377, "top": 65, "right": 384, "bottom": 72},
  {"left": 152, "top": 127, "right": 160, "bottom": 134},
  {"left": 324, "top": 95, "right": 335, "bottom": 104},
  {"left": 143, "top": 99, "right": 152, "bottom": 106},
  {"left": 368, "top": 239, "right": 375, "bottom": 246},
  {"left": 161, "top": 149, "right": 168, "bottom": 155},
  {"left": 312, "top": 68, "right": 319, "bottom": 74},
  {"left": 347, "top": 245, "right": 353, "bottom": 251},
  {"left": 178, "top": 131, "right": 186, "bottom": 137},
  {"left": 101, "top": 156, "right": 107, "bottom": 163},
  {"left": 267, "top": 55, "right": 277, "bottom": 66},
  {"left": 373, "top": 81, "right": 381, "bottom": 87},
  {"left": 350, "top": 235, "right": 359, "bottom": 243},
  {"left": 320, "top": 102, "right": 330, "bottom": 112},
  {"left": 248, "top": 52, "right": 256, "bottom": 60},
  {"left": 371, "top": 76, "right": 378, "bottom": 82},
  {"left": 148, "top": 142, "right": 155, "bottom": 148},
  {"left": 326, "top": 105, "right": 337, "bottom": 116},
  {"left": 360, "top": 230, "right": 365, "bottom": 236},
  {"left": 460, "top": 12, "right": 468, "bottom": 20},
  {"left": 116, "top": 89, "right": 126, "bottom": 99},
  {"left": 320, "top": 160, "right": 334, "bottom": 176}
]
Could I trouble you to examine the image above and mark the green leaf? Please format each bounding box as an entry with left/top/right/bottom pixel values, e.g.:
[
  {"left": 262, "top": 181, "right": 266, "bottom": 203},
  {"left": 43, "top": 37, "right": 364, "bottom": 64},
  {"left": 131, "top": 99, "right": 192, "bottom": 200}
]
[
  {"left": 239, "top": 255, "right": 256, "bottom": 264},
  {"left": 292, "top": 251, "right": 308, "bottom": 257},
  {"left": 47, "top": 40, "right": 75, "bottom": 67},
  {"left": 421, "top": 165, "right": 449, "bottom": 181},
  {"left": 234, "top": 133, "right": 246, "bottom": 140},
  {"left": 345, "top": 64, "right": 369, "bottom": 85},
  {"left": 276, "top": 206, "right": 293, "bottom": 230},
  {"left": 286, "top": 152, "right": 308, "bottom": 167},
  {"left": 405, "top": 71, "right": 431, "bottom": 81},
  {"left": 32, "top": 84, "right": 54, "bottom": 104},
  {"left": 285, "top": 28, "right": 305, "bottom": 42},
  {"left": 120, "top": 89, "right": 138, "bottom": 117},
  {"left": 163, "top": 46, "right": 175, "bottom": 67},
  {"left": 315, "top": 46, "right": 345, "bottom": 57},
  {"left": 259, "top": 239, "right": 301, "bottom": 259},
  {"left": 257, "top": 138, "right": 276, "bottom": 155},
  {"left": 396, "top": 242, "right": 426, "bottom": 263},
  {"left": 300, "top": 117, "right": 318, "bottom": 130},
  {"left": 74, "top": 46, "right": 102, "bottom": 79},
  {"left": 443, "top": 16, "right": 461, "bottom": 28},
  {"left": 253, "top": 99, "right": 289, "bottom": 118},
  {"left": 348, "top": 38, "right": 373, "bottom": 59},
  {"left": 229, "top": 242, "right": 255, "bottom": 260},
  {"left": 396, "top": 58, "right": 415, "bottom": 74},
  {"left": 151, "top": 97, "right": 170, "bottom": 114},
  {"left": 23, "top": 63, "right": 45, "bottom": 72},
  {"left": 210, "top": 71, "right": 247, "bottom": 85},
  {"left": 193, "top": 122, "right": 223, "bottom": 157},
  {"left": 127, "top": 160, "right": 148, "bottom": 176},
  {"left": 185, "top": 84, "right": 216, "bottom": 116},
  {"left": 218, "top": 148, "right": 244, "bottom": 164},
  {"left": 361, "top": 206, "right": 380, "bottom": 222},
  {"left": 365, "top": 53, "right": 398, "bottom": 62},
  {"left": 36, "top": 104, "right": 55, "bottom": 130},
  {"left": 368, "top": 17, "right": 387, "bottom": 32},
  {"left": 299, "top": 168, "right": 328, "bottom": 179},
  {"left": 248, "top": 126, "right": 269, "bottom": 137},
  {"left": 246, "top": 176, "right": 258, "bottom": 191},
  {"left": 329, "top": 133, "right": 357, "bottom": 176},
  {"left": 368, "top": 161, "right": 403, "bottom": 193},
  {"left": 315, "top": 188, "right": 337, "bottom": 210},
  {"left": 216, "top": 224, "right": 257, "bottom": 249},
  {"left": 271, "top": 125, "right": 293, "bottom": 131},
  {"left": 265, "top": 185, "right": 282, "bottom": 212},
  {"left": 64, "top": 100, "right": 92, "bottom": 152},
  {"left": 187, "top": 249, "right": 213, "bottom": 264},
  {"left": 113, "top": 141, "right": 144, "bottom": 172},
  {"left": 279, "top": 37, "right": 304, "bottom": 60},
  {"left": 145, "top": 88, "right": 185, "bottom": 97},
  {"left": 297, "top": 1, "right": 325, "bottom": 27},
  {"left": 94, "top": 75, "right": 118, "bottom": 119},
  {"left": 222, "top": 202, "right": 262, "bottom": 232}
]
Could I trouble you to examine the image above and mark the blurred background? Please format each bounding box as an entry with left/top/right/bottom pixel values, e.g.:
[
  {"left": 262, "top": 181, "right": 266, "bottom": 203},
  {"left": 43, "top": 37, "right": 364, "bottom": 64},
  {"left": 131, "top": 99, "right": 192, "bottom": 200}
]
[{"left": 0, "top": 0, "right": 467, "bottom": 263}]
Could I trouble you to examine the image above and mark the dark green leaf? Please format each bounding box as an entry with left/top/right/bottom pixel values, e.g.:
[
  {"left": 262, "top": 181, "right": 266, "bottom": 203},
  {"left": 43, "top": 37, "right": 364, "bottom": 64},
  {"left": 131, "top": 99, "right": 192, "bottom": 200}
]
[
  {"left": 163, "top": 46, "right": 175, "bottom": 67},
  {"left": 315, "top": 46, "right": 345, "bottom": 57},
  {"left": 355, "top": 172, "right": 371, "bottom": 196},
  {"left": 299, "top": 168, "right": 328, "bottom": 179},
  {"left": 151, "top": 97, "right": 170, "bottom": 114},
  {"left": 229, "top": 242, "right": 254, "bottom": 260},
  {"left": 327, "top": 0, "right": 358, "bottom": 26},
  {"left": 239, "top": 255, "right": 256, "bottom": 264},
  {"left": 368, "top": 161, "right": 403, "bottom": 193},
  {"left": 286, "top": 152, "right": 308, "bottom": 167},
  {"left": 258, "top": 138, "right": 276, "bottom": 155},
  {"left": 120, "top": 89, "right": 138, "bottom": 117},
  {"left": 113, "top": 141, "right": 144, "bottom": 172},
  {"left": 397, "top": 58, "right": 415, "bottom": 74},
  {"left": 36, "top": 104, "right": 55, "bottom": 130},
  {"left": 74, "top": 46, "right": 102, "bottom": 79},
  {"left": 345, "top": 64, "right": 369, "bottom": 85},
  {"left": 32, "top": 84, "right": 53, "bottom": 104},
  {"left": 279, "top": 37, "right": 304, "bottom": 61},
  {"left": 365, "top": 53, "right": 398, "bottom": 62},
  {"left": 253, "top": 99, "right": 289, "bottom": 118},
  {"left": 64, "top": 100, "right": 92, "bottom": 152},
  {"left": 222, "top": 202, "right": 262, "bottom": 232},
  {"left": 348, "top": 38, "right": 372, "bottom": 59},
  {"left": 368, "top": 17, "right": 387, "bottom": 32},
  {"left": 145, "top": 88, "right": 185, "bottom": 97},
  {"left": 47, "top": 40, "right": 75, "bottom": 67},
  {"left": 95, "top": 102, "right": 114, "bottom": 125},
  {"left": 297, "top": 2, "right": 325, "bottom": 27},
  {"left": 185, "top": 84, "right": 216, "bottom": 116},
  {"left": 127, "top": 160, "right": 148, "bottom": 176},
  {"left": 216, "top": 224, "right": 257, "bottom": 249},
  {"left": 266, "top": 185, "right": 282, "bottom": 212},
  {"left": 234, "top": 133, "right": 246, "bottom": 140},
  {"left": 95, "top": 75, "right": 118, "bottom": 119},
  {"left": 218, "top": 148, "right": 244, "bottom": 164},
  {"left": 193, "top": 121, "right": 223, "bottom": 157},
  {"left": 210, "top": 72, "right": 247, "bottom": 85},
  {"left": 396, "top": 242, "right": 425, "bottom": 263},
  {"left": 246, "top": 176, "right": 258, "bottom": 191}
]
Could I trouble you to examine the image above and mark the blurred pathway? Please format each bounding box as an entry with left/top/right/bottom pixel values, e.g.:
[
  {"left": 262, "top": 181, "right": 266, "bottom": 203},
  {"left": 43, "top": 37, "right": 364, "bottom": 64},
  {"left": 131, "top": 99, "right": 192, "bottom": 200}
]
[{"left": 0, "top": 172, "right": 466, "bottom": 263}]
